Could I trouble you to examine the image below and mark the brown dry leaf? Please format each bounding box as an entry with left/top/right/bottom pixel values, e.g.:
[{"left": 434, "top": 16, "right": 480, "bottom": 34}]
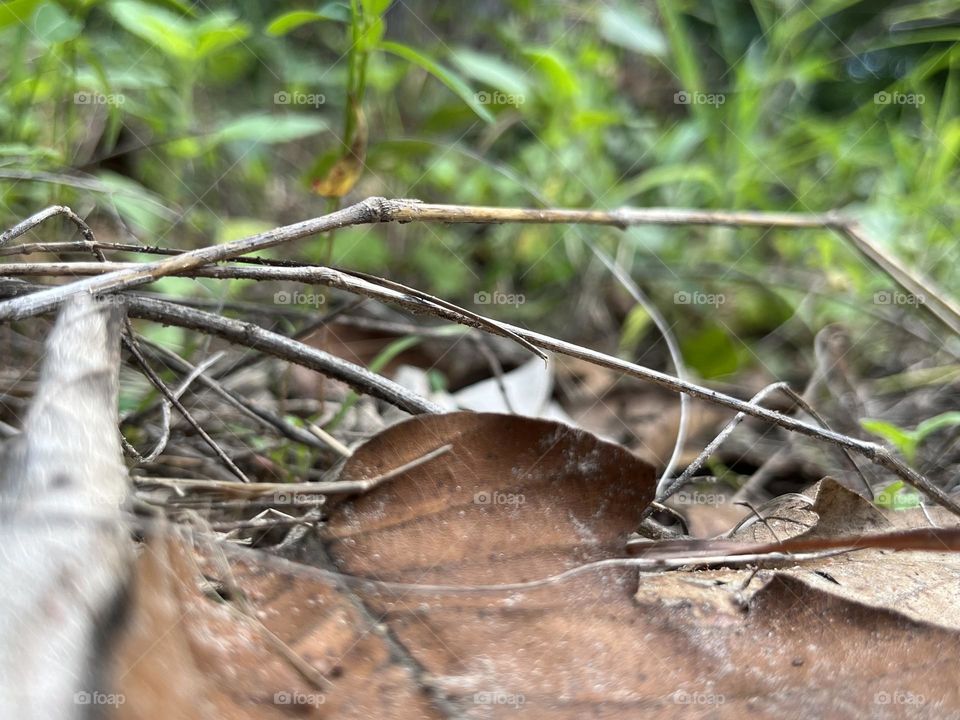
[
  {"left": 112, "top": 416, "right": 960, "bottom": 718},
  {"left": 631, "top": 571, "right": 960, "bottom": 718},
  {"left": 113, "top": 531, "right": 439, "bottom": 719},
  {"left": 738, "top": 478, "right": 960, "bottom": 633},
  {"left": 723, "top": 477, "right": 888, "bottom": 545},
  {"left": 316, "top": 419, "right": 960, "bottom": 718},
  {"left": 320, "top": 412, "right": 657, "bottom": 717},
  {"left": 324, "top": 411, "right": 656, "bottom": 583},
  {"left": 677, "top": 499, "right": 752, "bottom": 538}
]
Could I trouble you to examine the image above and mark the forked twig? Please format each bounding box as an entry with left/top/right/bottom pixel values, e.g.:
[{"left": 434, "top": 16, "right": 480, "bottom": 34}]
[
  {"left": 0, "top": 205, "right": 96, "bottom": 248},
  {"left": 649, "top": 381, "right": 873, "bottom": 520},
  {"left": 122, "top": 335, "right": 250, "bottom": 482}
]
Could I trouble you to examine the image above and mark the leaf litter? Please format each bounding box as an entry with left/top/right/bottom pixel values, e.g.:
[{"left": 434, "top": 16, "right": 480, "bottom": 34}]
[{"left": 114, "top": 413, "right": 960, "bottom": 718}]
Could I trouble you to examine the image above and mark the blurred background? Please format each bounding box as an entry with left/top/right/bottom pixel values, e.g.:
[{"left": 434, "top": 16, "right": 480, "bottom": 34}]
[{"left": 2, "top": 0, "right": 959, "bottom": 505}]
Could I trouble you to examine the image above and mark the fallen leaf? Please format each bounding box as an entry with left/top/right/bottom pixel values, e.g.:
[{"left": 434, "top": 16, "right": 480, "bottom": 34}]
[
  {"left": 108, "top": 413, "right": 960, "bottom": 718},
  {"left": 114, "top": 531, "right": 441, "bottom": 719}
]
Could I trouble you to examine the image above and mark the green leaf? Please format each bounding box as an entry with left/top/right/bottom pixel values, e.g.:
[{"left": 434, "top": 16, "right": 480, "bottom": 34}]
[
  {"left": 598, "top": 4, "right": 667, "bottom": 58},
  {"left": 31, "top": 2, "right": 83, "bottom": 44},
  {"left": 680, "top": 324, "right": 743, "bottom": 378},
  {"left": 94, "top": 171, "right": 175, "bottom": 235},
  {"left": 109, "top": 1, "right": 194, "bottom": 59},
  {"left": 0, "top": 143, "right": 62, "bottom": 161},
  {"left": 656, "top": 0, "right": 707, "bottom": 116},
  {"left": 864, "top": 412, "right": 960, "bottom": 466},
  {"left": 914, "top": 411, "right": 960, "bottom": 445},
  {"left": 194, "top": 20, "right": 250, "bottom": 59},
  {"left": 307, "top": 226, "right": 390, "bottom": 270},
  {"left": 357, "top": 16, "right": 384, "bottom": 50},
  {"left": 614, "top": 164, "right": 722, "bottom": 201},
  {"left": 75, "top": 65, "right": 168, "bottom": 91},
  {"left": 380, "top": 40, "right": 493, "bottom": 123},
  {"left": 860, "top": 419, "right": 918, "bottom": 463},
  {"left": 216, "top": 217, "right": 274, "bottom": 242},
  {"left": 265, "top": 4, "right": 348, "bottom": 36},
  {"left": 874, "top": 481, "right": 922, "bottom": 511},
  {"left": 619, "top": 305, "right": 652, "bottom": 353},
  {"left": 211, "top": 113, "right": 329, "bottom": 146},
  {"left": 0, "top": 0, "right": 43, "bottom": 29},
  {"left": 109, "top": 1, "right": 248, "bottom": 60},
  {"left": 363, "top": 0, "right": 393, "bottom": 16},
  {"left": 451, "top": 48, "right": 530, "bottom": 96},
  {"left": 522, "top": 48, "right": 578, "bottom": 98},
  {"left": 132, "top": 0, "right": 196, "bottom": 14}
]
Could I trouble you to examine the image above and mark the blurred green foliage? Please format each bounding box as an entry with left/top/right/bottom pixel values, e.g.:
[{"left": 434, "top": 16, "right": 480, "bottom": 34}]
[{"left": 1, "top": 0, "right": 957, "bottom": 378}]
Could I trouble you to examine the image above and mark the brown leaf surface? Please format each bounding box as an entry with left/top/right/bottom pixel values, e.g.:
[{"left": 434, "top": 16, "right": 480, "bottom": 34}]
[
  {"left": 730, "top": 478, "right": 960, "bottom": 633},
  {"left": 113, "top": 532, "right": 440, "bottom": 719},
  {"left": 112, "top": 415, "right": 960, "bottom": 719},
  {"left": 317, "top": 418, "right": 960, "bottom": 718},
  {"left": 324, "top": 411, "right": 656, "bottom": 583},
  {"left": 632, "top": 571, "right": 960, "bottom": 718},
  {"left": 320, "top": 411, "right": 658, "bottom": 717}
]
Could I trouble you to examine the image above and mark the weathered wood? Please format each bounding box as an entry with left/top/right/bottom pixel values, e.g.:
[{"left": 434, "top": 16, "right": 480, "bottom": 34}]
[{"left": 0, "top": 296, "right": 131, "bottom": 719}]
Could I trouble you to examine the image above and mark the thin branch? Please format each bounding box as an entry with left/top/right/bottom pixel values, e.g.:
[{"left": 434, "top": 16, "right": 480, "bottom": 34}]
[
  {"left": 0, "top": 279, "right": 441, "bottom": 415},
  {"left": 122, "top": 335, "right": 250, "bottom": 482},
  {"left": 0, "top": 205, "right": 96, "bottom": 248},
  {"left": 130, "top": 295, "right": 442, "bottom": 416},
  {"left": 0, "top": 260, "right": 546, "bottom": 361},
  {"left": 133, "top": 351, "right": 225, "bottom": 463},
  {"left": 649, "top": 381, "right": 873, "bottom": 520},
  {"left": 2, "top": 270, "right": 955, "bottom": 515},
  {"left": 134, "top": 443, "right": 452, "bottom": 498},
  {"left": 839, "top": 222, "right": 960, "bottom": 337},
  {"left": 3, "top": 198, "right": 955, "bottom": 338},
  {"left": 3, "top": 199, "right": 958, "bottom": 514},
  {"left": 589, "top": 246, "right": 689, "bottom": 490},
  {"left": 307, "top": 422, "right": 353, "bottom": 458},
  {"left": 134, "top": 340, "right": 329, "bottom": 451},
  {"left": 0, "top": 199, "right": 387, "bottom": 320}
]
